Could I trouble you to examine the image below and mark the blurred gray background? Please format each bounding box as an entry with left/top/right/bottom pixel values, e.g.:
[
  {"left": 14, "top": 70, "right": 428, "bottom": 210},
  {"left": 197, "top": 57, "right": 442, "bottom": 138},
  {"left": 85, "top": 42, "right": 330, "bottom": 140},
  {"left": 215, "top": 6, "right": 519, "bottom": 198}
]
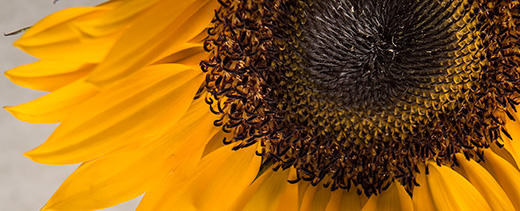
[{"left": 0, "top": 0, "right": 141, "bottom": 210}]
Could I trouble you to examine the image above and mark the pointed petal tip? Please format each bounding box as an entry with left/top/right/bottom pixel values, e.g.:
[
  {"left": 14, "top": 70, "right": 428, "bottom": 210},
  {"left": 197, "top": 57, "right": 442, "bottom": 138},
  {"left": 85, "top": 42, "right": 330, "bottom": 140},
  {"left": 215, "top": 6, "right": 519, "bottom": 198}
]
[
  {"left": 4, "top": 106, "right": 31, "bottom": 123},
  {"left": 12, "top": 39, "right": 22, "bottom": 48},
  {"left": 3, "top": 104, "right": 62, "bottom": 124},
  {"left": 12, "top": 39, "right": 31, "bottom": 54},
  {"left": 23, "top": 150, "right": 40, "bottom": 163},
  {"left": 3, "top": 106, "right": 23, "bottom": 121},
  {"left": 23, "top": 148, "right": 76, "bottom": 165},
  {"left": 4, "top": 69, "right": 17, "bottom": 82}
]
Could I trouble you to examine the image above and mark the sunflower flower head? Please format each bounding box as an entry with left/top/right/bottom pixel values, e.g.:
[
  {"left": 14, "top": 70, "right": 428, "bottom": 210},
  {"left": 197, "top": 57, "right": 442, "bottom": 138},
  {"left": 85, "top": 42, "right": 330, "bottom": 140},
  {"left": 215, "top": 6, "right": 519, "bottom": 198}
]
[{"left": 5, "top": 0, "right": 520, "bottom": 210}]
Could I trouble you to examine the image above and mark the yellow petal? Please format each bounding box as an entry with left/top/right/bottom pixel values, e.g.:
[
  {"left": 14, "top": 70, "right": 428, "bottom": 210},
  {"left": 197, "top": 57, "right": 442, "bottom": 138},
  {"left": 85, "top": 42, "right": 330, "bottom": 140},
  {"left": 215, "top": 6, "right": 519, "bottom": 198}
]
[
  {"left": 152, "top": 44, "right": 206, "bottom": 68},
  {"left": 230, "top": 169, "right": 292, "bottom": 211},
  {"left": 71, "top": 0, "right": 158, "bottom": 38},
  {"left": 275, "top": 176, "right": 299, "bottom": 211},
  {"left": 455, "top": 154, "right": 515, "bottom": 211},
  {"left": 412, "top": 163, "right": 491, "bottom": 211},
  {"left": 490, "top": 143, "right": 519, "bottom": 170},
  {"left": 326, "top": 190, "right": 368, "bottom": 211},
  {"left": 5, "top": 60, "right": 94, "bottom": 92},
  {"left": 86, "top": 0, "right": 219, "bottom": 87},
  {"left": 298, "top": 182, "right": 311, "bottom": 207},
  {"left": 361, "top": 182, "right": 412, "bottom": 211},
  {"left": 412, "top": 165, "right": 437, "bottom": 211},
  {"left": 300, "top": 185, "right": 332, "bottom": 211},
  {"left": 43, "top": 99, "right": 218, "bottom": 210},
  {"left": 14, "top": 6, "right": 118, "bottom": 63},
  {"left": 137, "top": 143, "right": 261, "bottom": 211},
  {"left": 5, "top": 78, "right": 98, "bottom": 124},
  {"left": 483, "top": 149, "right": 520, "bottom": 210},
  {"left": 325, "top": 191, "right": 345, "bottom": 211},
  {"left": 25, "top": 64, "right": 203, "bottom": 164},
  {"left": 201, "top": 129, "right": 232, "bottom": 157},
  {"left": 43, "top": 140, "right": 162, "bottom": 210}
]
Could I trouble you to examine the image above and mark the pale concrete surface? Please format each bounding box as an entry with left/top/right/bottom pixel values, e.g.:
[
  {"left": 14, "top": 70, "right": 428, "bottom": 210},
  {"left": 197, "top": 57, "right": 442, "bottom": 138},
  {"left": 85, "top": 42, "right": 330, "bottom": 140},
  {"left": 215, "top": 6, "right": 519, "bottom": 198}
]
[{"left": 0, "top": 1, "right": 141, "bottom": 210}]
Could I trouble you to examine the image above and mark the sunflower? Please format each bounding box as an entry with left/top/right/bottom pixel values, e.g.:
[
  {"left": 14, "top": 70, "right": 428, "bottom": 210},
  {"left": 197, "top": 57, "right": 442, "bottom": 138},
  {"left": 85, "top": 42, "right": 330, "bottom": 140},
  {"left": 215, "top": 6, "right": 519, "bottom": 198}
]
[{"left": 5, "top": 0, "right": 520, "bottom": 210}]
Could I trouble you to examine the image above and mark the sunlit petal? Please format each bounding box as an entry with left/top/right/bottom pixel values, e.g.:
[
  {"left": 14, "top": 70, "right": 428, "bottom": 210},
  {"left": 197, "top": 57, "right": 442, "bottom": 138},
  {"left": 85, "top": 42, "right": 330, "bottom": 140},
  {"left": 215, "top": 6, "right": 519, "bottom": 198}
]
[
  {"left": 25, "top": 64, "right": 203, "bottom": 164},
  {"left": 454, "top": 153, "right": 515, "bottom": 210},
  {"left": 482, "top": 149, "right": 520, "bottom": 210},
  {"left": 5, "top": 60, "right": 94, "bottom": 92},
  {"left": 229, "top": 169, "right": 291, "bottom": 211},
  {"left": 362, "top": 182, "right": 412, "bottom": 211},
  {"left": 86, "top": 0, "right": 219, "bottom": 87},
  {"left": 413, "top": 163, "right": 491, "bottom": 210},
  {"left": 5, "top": 78, "right": 98, "bottom": 124},
  {"left": 137, "top": 143, "right": 260, "bottom": 210},
  {"left": 43, "top": 99, "right": 218, "bottom": 210}
]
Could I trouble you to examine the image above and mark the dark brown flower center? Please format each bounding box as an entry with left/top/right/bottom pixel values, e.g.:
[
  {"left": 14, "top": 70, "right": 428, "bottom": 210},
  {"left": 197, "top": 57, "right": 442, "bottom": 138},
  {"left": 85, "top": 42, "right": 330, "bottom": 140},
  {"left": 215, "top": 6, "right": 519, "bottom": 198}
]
[{"left": 201, "top": 0, "right": 520, "bottom": 196}]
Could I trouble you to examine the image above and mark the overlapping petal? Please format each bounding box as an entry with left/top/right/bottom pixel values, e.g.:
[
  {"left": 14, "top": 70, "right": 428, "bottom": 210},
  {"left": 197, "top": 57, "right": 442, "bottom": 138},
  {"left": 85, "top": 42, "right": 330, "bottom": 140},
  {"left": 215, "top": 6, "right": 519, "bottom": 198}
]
[
  {"left": 5, "top": 60, "right": 94, "bottom": 92},
  {"left": 42, "top": 98, "right": 218, "bottom": 210},
  {"left": 300, "top": 185, "right": 332, "bottom": 211},
  {"left": 25, "top": 64, "right": 204, "bottom": 164},
  {"left": 482, "top": 149, "right": 520, "bottom": 210},
  {"left": 14, "top": 5, "right": 120, "bottom": 63},
  {"left": 5, "top": 78, "right": 98, "bottom": 124},
  {"left": 86, "top": 0, "right": 219, "bottom": 87},
  {"left": 455, "top": 154, "right": 515, "bottom": 210},
  {"left": 362, "top": 183, "right": 412, "bottom": 211},
  {"left": 413, "top": 163, "right": 491, "bottom": 210},
  {"left": 137, "top": 143, "right": 261, "bottom": 210},
  {"left": 229, "top": 169, "right": 292, "bottom": 211},
  {"left": 326, "top": 190, "right": 368, "bottom": 211},
  {"left": 71, "top": 0, "right": 160, "bottom": 38}
]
